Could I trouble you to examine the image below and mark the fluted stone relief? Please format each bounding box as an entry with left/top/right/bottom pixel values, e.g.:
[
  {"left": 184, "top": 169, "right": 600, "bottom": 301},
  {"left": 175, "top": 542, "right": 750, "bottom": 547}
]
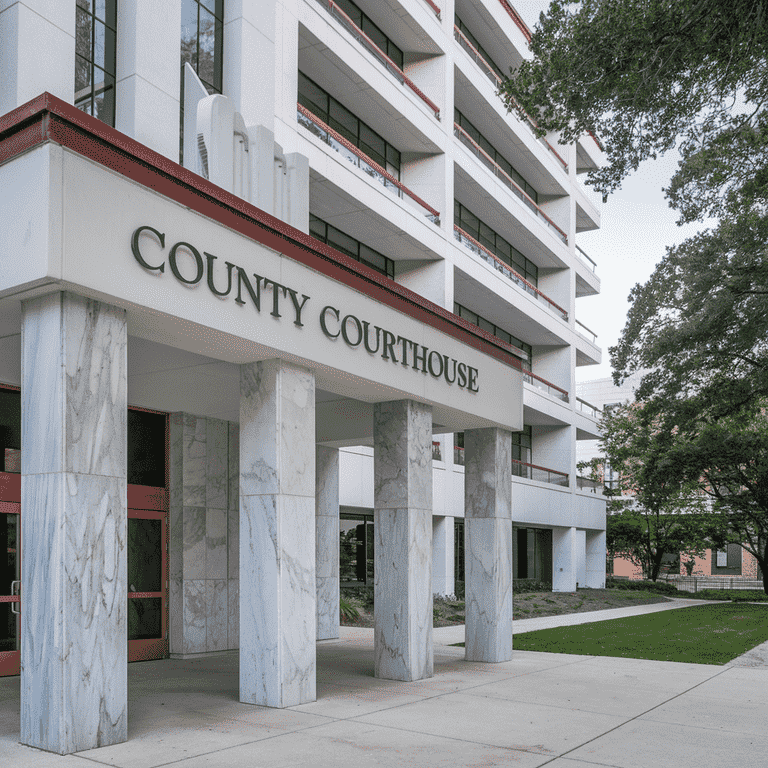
[
  {"left": 464, "top": 428, "right": 514, "bottom": 664},
  {"left": 20, "top": 292, "right": 127, "bottom": 754},
  {"left": 373, "top": 400, "right": 433, "bottom": 682}
]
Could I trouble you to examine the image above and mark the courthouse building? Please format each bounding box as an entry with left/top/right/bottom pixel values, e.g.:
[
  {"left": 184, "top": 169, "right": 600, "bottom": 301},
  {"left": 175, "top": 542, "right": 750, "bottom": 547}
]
[{"left": 0, "top": 0, "right": 606, "bottom": 754}]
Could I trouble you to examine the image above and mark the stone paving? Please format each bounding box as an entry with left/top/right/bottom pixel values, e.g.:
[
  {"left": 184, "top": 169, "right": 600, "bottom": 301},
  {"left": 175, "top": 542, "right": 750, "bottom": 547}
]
[{"left": 0, "top": 598, "right": 765, "bottom": 767}]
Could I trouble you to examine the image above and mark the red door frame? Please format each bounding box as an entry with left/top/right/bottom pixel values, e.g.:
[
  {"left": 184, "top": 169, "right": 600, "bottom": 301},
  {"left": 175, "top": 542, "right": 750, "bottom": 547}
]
[{"left": 0, "top": 472, "right": 21, "bottom": 676}]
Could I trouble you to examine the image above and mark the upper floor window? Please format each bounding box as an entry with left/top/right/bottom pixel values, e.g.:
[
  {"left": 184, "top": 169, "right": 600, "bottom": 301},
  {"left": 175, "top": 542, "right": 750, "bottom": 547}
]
[
  {"left": 455, "top": 109, "right": 538, "bottom": 204},
  {"left": 75, "top": 0, "right": 117, "bottom": 126},
  {"left": 334, "top": 0, "right": 403, "bottom": 69},
  {"left": 298, "top": 72, "right": 401, "bottom": 179},
  {"left": 453, "top": 302, "right": 531, "bottom": 369},
  {"left": 455, "top": 15, "right": 504, "bottom": 80},
  {"left": 181, "top": 0, "right": 224, "bottom": 95},
  {"left": 310, "top": 215, "right": 395, "bottom": 280},
  {"left": 454, "top": 200, "right": 538, "bottom": 286}
]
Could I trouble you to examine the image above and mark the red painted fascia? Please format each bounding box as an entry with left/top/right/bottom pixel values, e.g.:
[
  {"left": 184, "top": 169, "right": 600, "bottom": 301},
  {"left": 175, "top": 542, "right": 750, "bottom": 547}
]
[{"left": 0, "top": 93, "right": 522, "bottom": 372}]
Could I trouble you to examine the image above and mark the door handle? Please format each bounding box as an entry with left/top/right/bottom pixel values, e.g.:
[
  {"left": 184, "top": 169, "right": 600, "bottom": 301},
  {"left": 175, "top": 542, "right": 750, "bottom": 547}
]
[{"left": 10, "top": 580, "right": 20, "bottom": 615}]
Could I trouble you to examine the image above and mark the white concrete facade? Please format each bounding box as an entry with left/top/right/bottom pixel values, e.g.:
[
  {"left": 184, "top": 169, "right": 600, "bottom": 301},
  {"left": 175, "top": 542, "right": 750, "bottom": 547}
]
[{"left": 0, "top": 0, "right": 606, "bottom": 753}]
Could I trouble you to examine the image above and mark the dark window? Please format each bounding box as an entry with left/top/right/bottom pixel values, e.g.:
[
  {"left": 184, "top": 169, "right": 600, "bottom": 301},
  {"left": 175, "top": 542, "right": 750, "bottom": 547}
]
[
  {"left": 454, "top": 201, "right": 539, "bottom": 285},
  {"left": 180, "top": 0, "right": 224, "bottom": 161},
  {"left": 511, "top": 426, "right": 532, "bottom": 468},
  {"left": 298, "top": 72, "right": 401, "bottom": 178},
  {"left": 340, "top": 512, "right": 374, "bottom": 585},
  {"left": 712, "top": 544, "right": 742, "bottom": 575},
  {"left": 455, "top": 109, "right": 539, "bottom": 203},
  {"left": 75, "top": 0, "right": 117, "bottom": 126},
  {"left": 455, "top": 15, "right": 505, "bottom": 80},
  {"left": 311, "top": 214, "right": 396, "bottom": 280},
  {"left": 454, "top": 517, "right": 465, "bottom": 586},
  {"left": 127, "top": 409, "right": 167, "bottom": 487},
  {"left": 335, "top": 0, "right": 404, "bottom": 70},
  {"left": 454, "top": 302, "right": 531, "bottom": 369},
  {"left": 0, "top": 388, "right": 20, "bottom": 474}
]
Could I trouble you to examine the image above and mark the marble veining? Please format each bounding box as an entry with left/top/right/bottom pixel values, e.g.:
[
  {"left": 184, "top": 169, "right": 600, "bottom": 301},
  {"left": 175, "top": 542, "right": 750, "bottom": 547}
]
[
  {"left": 20, "top": 293, "right": 128, "bottom": 754},
  {"left": 182, "top": 506, "right": 206, "bottom": 579},
  {"left": 464, "top": 518, "right": 513, "bottom": 662},
  {"left": 373, "top": 400, "right": 433, "bottom": 683},
  {"left": 183, "top": 579, "right": 207, "bottom": 654},
  {"left": 206, "top": 579, "right": 228, "bottom": 652},
  {"left": 239, "top": 359, "right": 316, "bottom": 707},
  {"left": 206, "top": 507, "right": 227, "bottom": 580},
  {"left": 206, "top": 418, "right": 228, "bottom": 510},
  {"left": 182, "top": 415, "right": 207, "bottom": 507},
  {"left": 228, "top": 503, "right": 240, "bottom": 580},
  {"left": 315, "top": 446, "right": 339, "bottom": 640},
  {"left": 464, "top": 429, "right": 512, "bottom": 519},
  {"left": 228, "top": 578, "right": 239, "bottom": 649},
  {"left": 373, "top": 400, "right": 432, "bottom": 511}
]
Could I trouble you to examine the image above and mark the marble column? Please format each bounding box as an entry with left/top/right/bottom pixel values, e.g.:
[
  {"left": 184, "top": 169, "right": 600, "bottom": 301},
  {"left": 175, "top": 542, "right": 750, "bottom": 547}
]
[
  {"left": 373, "top": 400, "right": 433, "bottom": 682},
  {"left": 464, "top": 428, "right": 513, "bottom": 663},
  {"left": 239, "top": 359, "right": 316, "bottom": 707},
  {"left": 553, "top": 527, "right": 578, "bottom": 592},
  {"left": 432, "top": 516, "right": 455, "bottom": 597},
  {"left": 316, "top": 445, "right": 339, "bottom": 640},
  {"left": 20, "top": 292, "right": 127, "bottom": 754},
  {"left": 585, "top": 530, "right": 607, "bottom": 589}
]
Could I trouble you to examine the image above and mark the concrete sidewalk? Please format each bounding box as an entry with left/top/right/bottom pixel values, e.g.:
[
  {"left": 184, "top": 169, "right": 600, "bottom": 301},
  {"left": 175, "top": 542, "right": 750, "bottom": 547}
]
[{"left": 1, "top": 599, "right": 765, "bottom": 767}]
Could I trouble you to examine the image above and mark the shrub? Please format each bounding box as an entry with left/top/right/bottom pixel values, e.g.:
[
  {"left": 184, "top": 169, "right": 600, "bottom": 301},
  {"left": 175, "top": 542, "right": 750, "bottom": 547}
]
[
  {"left": 606, "top": 579, "right": 678, "bottom": 595},
  {"left": 695, "top": 589, "right": 768, "bottom": 602},
  {"left": 514, "top": 579, "right": 554, "bottom": 593},
  {"left": 340, "top": 585, "right": 374, "bottom": 611},
  {"left": 339, "top": 597, "right": 360, "bottom": 623}
]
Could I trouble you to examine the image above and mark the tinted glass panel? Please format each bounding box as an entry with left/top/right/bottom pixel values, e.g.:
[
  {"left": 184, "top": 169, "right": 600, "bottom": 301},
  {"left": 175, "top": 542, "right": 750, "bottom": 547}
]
[
  {"left": 0, "top": 513, "right": 19, "bottom": 652},
  {"left": 127, "top": 410, "right": 167, "bottom": 487},
  {"left": 128, "top": 519, "right": 162, "bottom": 593},
  {"left": 128, "top": 598, "right": 162, "bottom": 640}
]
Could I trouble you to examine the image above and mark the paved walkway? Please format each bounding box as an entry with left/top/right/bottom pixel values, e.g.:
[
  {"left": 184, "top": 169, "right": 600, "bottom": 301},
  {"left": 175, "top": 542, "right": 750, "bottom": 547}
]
[{"left": 1, "top": 598, "right": 765, "bottom": 767}]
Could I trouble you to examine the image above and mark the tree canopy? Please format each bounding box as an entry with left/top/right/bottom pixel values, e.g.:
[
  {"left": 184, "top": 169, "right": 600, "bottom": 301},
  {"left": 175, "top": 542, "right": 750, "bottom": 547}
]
[{"left": 502, "top": 0, "right": 768, "bottom": 589}]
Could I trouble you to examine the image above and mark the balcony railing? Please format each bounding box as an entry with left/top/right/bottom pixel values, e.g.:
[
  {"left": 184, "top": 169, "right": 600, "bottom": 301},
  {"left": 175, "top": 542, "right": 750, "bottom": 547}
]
[
  {"left": 313, "top": 0, "right": 440, "bottom": 119},
  {"left": 432, "top": 441, "right": 442, "bottom": 461},
  {"left": 523, "top": 370, "right": 569, "bottom": 402},
  {"left": 453, "top": 25, "right": 567, "bottom": 171},
  {"left": 512, "top": 460, "right": 569, "bottom": 486},
  {"left": 575, "top": 318, "right": 597, "bottom": 344},
  {"left": 577, "top": 475, "right": 602, "bottom": 493},
  {"left": 576, "top": 397, "right": 601, "bottom": 419},
  {"left": 454, "top": 123, "right": 567, "bottom": 245},
  {"left": 588, "top": 130, "right": 604, "bottom": 152},
  {"left": 421, "top": 0, "right": 441, "bottom": 18},
  {"left": 454, "top": 445, "right": 465, "bottom": 466},
  {"left": 453, "top": 226, "right": 568, "bottom": 320},
  {"left": 575, "top": 244, "right": 597, "bottom": 273},
  {"left": 298, "top": 104, "right": 440, "bottom": 225},
  {"left": 498, "top": 0, "right": 532, "bottom": 42}
]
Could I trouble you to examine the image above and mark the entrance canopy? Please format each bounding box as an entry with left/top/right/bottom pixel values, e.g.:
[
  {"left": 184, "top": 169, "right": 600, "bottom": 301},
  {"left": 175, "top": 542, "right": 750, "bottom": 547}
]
[{"left": 0, "top": 95, "right": 522, "bottom": 443}]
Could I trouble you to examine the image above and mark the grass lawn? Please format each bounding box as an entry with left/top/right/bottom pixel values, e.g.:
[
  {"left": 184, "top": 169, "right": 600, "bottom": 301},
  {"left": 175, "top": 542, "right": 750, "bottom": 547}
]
[{"left": 457, "top": 604, "right": 768, "bottom": 665}]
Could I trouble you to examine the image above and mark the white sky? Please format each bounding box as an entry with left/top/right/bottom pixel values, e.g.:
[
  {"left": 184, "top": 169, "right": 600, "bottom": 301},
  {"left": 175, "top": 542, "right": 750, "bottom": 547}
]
[{"left": 512, "top": 2, "right": 712, "bottom": 383}]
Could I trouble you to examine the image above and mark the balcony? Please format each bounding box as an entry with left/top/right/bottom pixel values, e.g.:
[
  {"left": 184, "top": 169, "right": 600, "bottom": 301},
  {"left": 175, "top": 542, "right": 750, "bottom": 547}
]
[
  {"left": 577, "top": 475, "right": 602, "bottom": 493},
  {"left": 454, "top": 122, "right": 567, "bottom": 245},
  {"left": 298, "top": 104, "right": 440, "bottom": 225},
  {"left": 576, "top": 396, "right": 601, "bottom": 420},
  {"left": 313, "top": 0, "right": 440, "bottom": 118},
  {"left": 575, "top": 318, "right": 597, "bottom": 345},
  {"left": 523, "top": 370, "right": 569, "bottom": 402},
  {"left": 432, "top": 441, "right": 442, "bottom": 461},
  {"left": 453, "top": 24, "right": 567, "bottom": 171},
  {"left": 453, "top": 225, "right": 568, "bottom": 320},
  {"left": 512, "top": 460, "right": 568, "bottom": 486},
  {"left": 421, "top": 0, "right": 441, "bottom": 17},
  {"left": 575, "top": 244, "right": 597, "bottom": 273}
]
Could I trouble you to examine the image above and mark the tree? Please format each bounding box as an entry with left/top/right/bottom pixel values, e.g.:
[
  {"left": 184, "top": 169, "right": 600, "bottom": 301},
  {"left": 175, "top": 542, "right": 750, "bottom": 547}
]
[
  {"left": 599, "top": 403, "right": 717, "bottom": 581},
  {"left": 501, "top": 0, "right": 768, "bottom": 590}
]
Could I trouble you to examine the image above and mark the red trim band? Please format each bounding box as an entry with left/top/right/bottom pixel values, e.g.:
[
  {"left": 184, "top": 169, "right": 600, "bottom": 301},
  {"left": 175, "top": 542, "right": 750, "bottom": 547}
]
[{"left": 0, "top": 93, "right": 522, "bottom": 372}]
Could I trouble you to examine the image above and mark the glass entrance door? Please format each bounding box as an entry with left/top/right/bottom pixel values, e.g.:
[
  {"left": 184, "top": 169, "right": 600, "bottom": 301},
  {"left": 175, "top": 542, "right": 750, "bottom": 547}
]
[{"left": 0, "top": 474, "right": 21, "bottom": 676}]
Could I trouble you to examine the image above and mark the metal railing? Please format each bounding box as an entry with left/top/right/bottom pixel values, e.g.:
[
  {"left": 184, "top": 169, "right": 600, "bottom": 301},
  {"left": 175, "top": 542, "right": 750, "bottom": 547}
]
[
  {"left": 454, "top": 123, "right": 567, "bottom": 244},
  {"left": 576, "top": 396, "right": 601, "bottom": 419},
  {"left": 575, "top": 244, "right": 597, "bottom": 272},
  {"left": 454, "top": 445, "right": 465, "bottom": 466},
  {"left": 576, "top": 475, "right": 602, "bottom": 493},
  {"left": 588, "top": 130, "right": 604, "bottom": 152},
  {"left": 421, "top": 0, "right": 441, "bottom": 17},
  {"left": 498, "top": 0, "right": 532, "bottom": 42},
  {"left": 453, "top": 25, "right": 568, "bottom": 171},
  {"left": 662, "top": 576, "right": 764, "bottom": 593},
  {"left": 453, "top": 225, "right": 568, "bottom": 320},
  {"left": 314, "top": 0, "right": 440, "bottom": 119},
  {"left": 575, "top": 318, "right": 597, "bottom": 344},
  {"left": 432, "top": 441, "right": 442, "bottom": 461},
  {"left": 523, "top": 369, "right": 569, "bottom": 402},
  {"left": 512, "top": 459, "right": 569, "bottom": 486},
  {"left": 298, "top": 104, "right": 440, "bottom": 225}
]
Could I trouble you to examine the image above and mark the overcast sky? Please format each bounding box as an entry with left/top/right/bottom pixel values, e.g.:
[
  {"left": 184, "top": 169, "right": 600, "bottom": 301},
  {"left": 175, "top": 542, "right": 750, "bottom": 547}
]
[{"left": 512, "top": 2, "right": 712, "bottom": 384}]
